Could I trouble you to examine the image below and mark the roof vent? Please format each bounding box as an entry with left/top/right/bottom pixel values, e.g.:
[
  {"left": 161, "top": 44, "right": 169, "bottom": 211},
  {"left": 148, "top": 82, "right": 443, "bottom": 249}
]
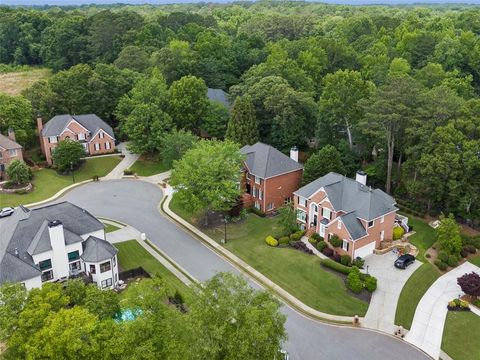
[
  {"left": 14, "top": 248, "right": 19, "bottom": 257},
  {"left": 48, "top": 220, "right": 62, "bottom": 228}
]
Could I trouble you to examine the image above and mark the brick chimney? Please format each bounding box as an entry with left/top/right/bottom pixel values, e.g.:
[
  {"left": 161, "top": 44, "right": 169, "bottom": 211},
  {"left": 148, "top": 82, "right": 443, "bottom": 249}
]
[
  {"left": 37, "top": 115, "right": 45, "bottom": 154},
  {"left": 7, "top": 128, "right": 16, "bottom": 142}
]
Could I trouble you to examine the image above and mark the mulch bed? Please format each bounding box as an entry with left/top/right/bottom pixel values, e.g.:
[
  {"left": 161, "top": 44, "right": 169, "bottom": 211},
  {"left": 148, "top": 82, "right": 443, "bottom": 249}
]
[{"left": 320, "top": 264, "right": 372, "bottom": 303}]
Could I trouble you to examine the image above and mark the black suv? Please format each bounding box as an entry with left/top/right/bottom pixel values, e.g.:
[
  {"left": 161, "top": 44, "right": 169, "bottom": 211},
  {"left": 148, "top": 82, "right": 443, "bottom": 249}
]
[{"left": 394, "top": 254, "right": 415, "bottom": 269}]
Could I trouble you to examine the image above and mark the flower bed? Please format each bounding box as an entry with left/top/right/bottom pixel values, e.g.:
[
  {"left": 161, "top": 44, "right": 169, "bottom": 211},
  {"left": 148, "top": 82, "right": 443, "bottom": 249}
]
[
  {"left": 0, "top": 182, "right": 32, "bottom": 194},
  {"left": 447, "top": 298, "right": 470, "bottom": 311}
]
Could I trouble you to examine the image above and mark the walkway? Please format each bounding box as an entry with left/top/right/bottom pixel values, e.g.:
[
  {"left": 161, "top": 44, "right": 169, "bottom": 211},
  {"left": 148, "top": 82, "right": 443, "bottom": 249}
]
[
  {"left": 405, "top": 261, "right": 479, "bottom": 359},
  {"left": 104, "top": 142, "right": 140, "bottom": 180},
  {"left": 363, "top": 252, "right": 421, "bottom": 334},
  {"left": 300, "top": 236, "right": 327, "bottom": 259}
]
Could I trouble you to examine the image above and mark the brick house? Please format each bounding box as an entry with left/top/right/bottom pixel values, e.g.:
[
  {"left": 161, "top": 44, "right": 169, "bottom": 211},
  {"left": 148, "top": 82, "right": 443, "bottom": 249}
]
[
  {"left": 0, "top": 129, "right": 23, "bottom": 179},
  {"left": 37, "top": 114, "right": 116, "bottom": 165},
  {"left": 240, "top": 142, "right": 303, "bottom": 213},
  {"left": 294, "top": 171, "right": 398, "bottom": 259}
]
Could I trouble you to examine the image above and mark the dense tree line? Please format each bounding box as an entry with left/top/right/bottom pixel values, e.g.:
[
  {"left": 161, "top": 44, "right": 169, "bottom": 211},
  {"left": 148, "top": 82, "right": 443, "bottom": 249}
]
[{"left": 1, "top": 2, "right": 480, "bottom": 221}]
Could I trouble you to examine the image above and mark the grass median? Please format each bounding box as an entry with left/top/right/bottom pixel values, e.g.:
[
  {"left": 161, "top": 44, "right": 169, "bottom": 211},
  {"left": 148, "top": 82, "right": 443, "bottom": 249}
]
[{"left": 442, "top": 311, "right": 480, "bottom": 360}]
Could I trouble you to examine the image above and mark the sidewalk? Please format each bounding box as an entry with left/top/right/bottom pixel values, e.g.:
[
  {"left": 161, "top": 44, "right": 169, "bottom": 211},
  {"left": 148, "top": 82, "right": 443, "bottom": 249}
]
[
  {"left": 161, "top": 192, "right": 358, "bottom": 323},
  {"left": 104, "top": 142, "right": 140, "bottom": 180},
  {"left": 300, "top": 236, "right": 327, "bottom": 259}
]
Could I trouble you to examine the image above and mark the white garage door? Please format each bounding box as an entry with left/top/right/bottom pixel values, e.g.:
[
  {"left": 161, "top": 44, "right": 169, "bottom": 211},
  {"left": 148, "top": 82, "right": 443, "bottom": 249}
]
[{"left": 354, "top": 241, "right": 376, "bottom": 259}]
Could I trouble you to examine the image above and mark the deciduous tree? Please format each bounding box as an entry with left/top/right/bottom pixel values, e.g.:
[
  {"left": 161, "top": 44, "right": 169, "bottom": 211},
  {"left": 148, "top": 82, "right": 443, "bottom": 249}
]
[
  {"left": 51, "top": 139, "right": 86, "bottom": 172},
  {"left": 225, "top": 95, "right": 259, "bottom": 146},
  {"left": 302, "top": 145, "right": 345, "bottom": 185}
]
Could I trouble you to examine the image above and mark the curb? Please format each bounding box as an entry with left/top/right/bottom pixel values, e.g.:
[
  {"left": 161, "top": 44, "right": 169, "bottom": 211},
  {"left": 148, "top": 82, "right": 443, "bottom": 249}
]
[{"left": 24, "top": 179, "right": 94, "bottom": 208}]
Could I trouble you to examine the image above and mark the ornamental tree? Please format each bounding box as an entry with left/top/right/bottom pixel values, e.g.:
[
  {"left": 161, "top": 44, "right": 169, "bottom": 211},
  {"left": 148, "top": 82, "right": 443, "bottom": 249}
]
[
  {"left": 170, "top": 140, "right": 244, "bottom": 226},
  {"left": 51, "top": 139, "right": 86, "bottom": 172},
  {"left": 437, "top": 213, "right": 463, "bottom": 256},
  {"left": 5, "top": 160, "right": 33, "bottom": 185},
  {"left": 457, "top": 272, "right": 480, "bottom": 298},
  {"left": 277, "top": 202, "right": 298, "bottom": 236}
]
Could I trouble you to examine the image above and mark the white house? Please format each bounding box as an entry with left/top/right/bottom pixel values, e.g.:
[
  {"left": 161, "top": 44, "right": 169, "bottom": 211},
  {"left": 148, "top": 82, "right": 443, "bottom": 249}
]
[{"left": 0, "top": 202, "right": 119, "bottom": 291}]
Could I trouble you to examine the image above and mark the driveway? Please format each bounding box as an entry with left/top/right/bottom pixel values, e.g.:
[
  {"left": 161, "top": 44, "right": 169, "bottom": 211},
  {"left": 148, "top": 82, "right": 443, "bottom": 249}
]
[
  {"left": 363, "top": 252, "right": 422, "bottom": 333},
  {"left": 47, "top": 179, "right": 430, "bottom": 360},
  {"left": 405, "top": 262, "right": 479, "bottom": 360},
  {"left": 103, "top": 142, "right": 139, "bottom": 180}
]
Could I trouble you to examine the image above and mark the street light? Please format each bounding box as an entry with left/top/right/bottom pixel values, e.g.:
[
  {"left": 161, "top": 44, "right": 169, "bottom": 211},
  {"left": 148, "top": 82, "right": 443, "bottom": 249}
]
[
  {"left": 223, "top": 216, "right": 228, "bottom": 244},
  {"left": 70, "top": 161, "right": 75, "bottom": 183}
]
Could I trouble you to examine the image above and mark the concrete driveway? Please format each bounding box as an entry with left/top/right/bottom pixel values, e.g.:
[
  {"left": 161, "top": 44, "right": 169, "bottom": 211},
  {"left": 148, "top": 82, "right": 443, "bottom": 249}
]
[
  {"left": 405, "top": 262, "right": 479, "bottom": 359},
  {"left": 45, "top": 179, "right": 430, "bottom": 360},
  {"left": 363, "top": 252, "right": 422, "bottom": 333}
]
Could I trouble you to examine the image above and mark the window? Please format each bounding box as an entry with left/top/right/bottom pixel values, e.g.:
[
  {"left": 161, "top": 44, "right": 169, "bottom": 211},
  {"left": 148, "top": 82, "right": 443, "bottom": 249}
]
[
  {"left": 252, "top": 187, "right": 257, "bottom": 198},
  {"left": 39, "top": 259, "right": 52, "bottom": 270},
  {"left": 41, "top": 270, "right": 53, "bottom": 282},
  {"left": 380, "top": 230, "right": 385, "bottom": 241},
  {"left": 0, "top": 152, "right": 3, "bottom": 160},
  {"left": 322, "top": 208, "right": 331, "bottom": 220},
  {"left": 112, "top": 256, "right": 116, "bottom": 267},
  {"left": 69, "top": 261, "right": 81, "bottom": 272},
  {"left": 94, "top": 143, "right": 100, "bottom": 151},
  {"left": 8, "top": 149, "right": 17, "bottom": 157},
  {"left": 105, "top": 142, "right": 111, "bottom": 150},
  {"left": 48, "top": 136, "right": 57, "bottom": 143},
  {"left": 77, "top": 133, "right": 85, "bottom": 140},
  {"left": 100, "top": 261, "right": 111, "bottom": 273},
  {"left": 267, "top": 203, "right": 274, "bottom": 211},
  {"left": 313, "top": 204, "right": 318, "bottom": 212},
  {"left": 255, "top": 201, "right": 260, "bottom": 210},
  {"left": 368, "top": 220, "right": 374, "bottom": 228},
  {"left": 298, "top": 197, "right": 307, "bottom": 207},
  {"left": 284, "top": 197, "right": 292, "bottom": 205},
  {"left": 380, "top": 216, "right": 385, "bottom": 224},
  {"left": 337, "top": 220, "right": 342, "bottom": 230},
  {"left": 99, "top": 131, "right": 104, "bottom": 139},
  {"left": 101, "top": 278, "right": 112, "bottom": 288},
  {"left": 259, "top": 189, "right": 263, "bottom": 200},
  {"left": 296, "top": 209, "right": 307, "bottom": 223},
  {"left": 254, "top": 176, "right": 261, "bottom": 184},
  {"left": 342, "top": 240, "right": 349, "bottom": 251},
  {"left": 67, "top": 250, "right": 79, "bottom": 262},
  {"left": 245, "top": 183, "right": 251, "bottom": 194},
  {"left": 89, "top": 264, "right": 96, "bottom": 274}
]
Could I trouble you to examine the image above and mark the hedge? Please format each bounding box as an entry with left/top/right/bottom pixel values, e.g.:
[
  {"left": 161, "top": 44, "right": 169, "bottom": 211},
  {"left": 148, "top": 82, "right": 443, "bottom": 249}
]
[{"left": 320, "top": 259, "right": 352, "bottom": 275}]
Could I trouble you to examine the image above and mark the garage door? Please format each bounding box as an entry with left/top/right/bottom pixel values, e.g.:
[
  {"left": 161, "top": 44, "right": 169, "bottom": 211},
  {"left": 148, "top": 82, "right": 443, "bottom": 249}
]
[{"left": 354, "top": 241, "right": 376, "bottom": 259}]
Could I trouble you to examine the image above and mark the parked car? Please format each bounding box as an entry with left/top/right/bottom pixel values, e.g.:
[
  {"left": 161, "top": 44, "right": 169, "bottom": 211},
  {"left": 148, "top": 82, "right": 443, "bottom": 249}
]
[
  {"left": 0, "top": 207, "right": 14, "bottom": 218},
  {"left": 394, "top": 254, "right": 415, "bottom": 269}
]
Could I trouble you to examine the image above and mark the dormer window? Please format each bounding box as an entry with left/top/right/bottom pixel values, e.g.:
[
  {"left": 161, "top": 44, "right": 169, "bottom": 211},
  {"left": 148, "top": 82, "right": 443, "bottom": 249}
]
[
  {"left": 368, "top": 220, "right": 374, "bottom": 228},
  {"left": 99, "top": 131, "right": 104, "bottom": 139}
]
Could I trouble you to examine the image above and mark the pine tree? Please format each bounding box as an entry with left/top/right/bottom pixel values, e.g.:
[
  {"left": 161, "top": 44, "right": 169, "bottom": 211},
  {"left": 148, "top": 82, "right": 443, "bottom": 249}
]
[
  {"left": 225, "top": 95, "right": 259, "bottom": 146},
  {"left": 302, "top": 145, "right": 345, "bottom": 185}
]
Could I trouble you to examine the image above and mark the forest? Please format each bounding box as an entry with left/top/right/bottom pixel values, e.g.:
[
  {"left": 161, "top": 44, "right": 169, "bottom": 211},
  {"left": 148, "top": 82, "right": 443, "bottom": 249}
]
[{"left": 0, "top": 1, "right": 480, "bottom": 224}]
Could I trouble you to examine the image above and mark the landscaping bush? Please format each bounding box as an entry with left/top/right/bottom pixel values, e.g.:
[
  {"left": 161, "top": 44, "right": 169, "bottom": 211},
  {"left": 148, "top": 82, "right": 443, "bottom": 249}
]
[
  {"left": 438, "top": 250, "right": 449, "bottom": 263},
  {"left": 123, "top": 169, "right": 134, "bottom": 175},
  {"left": 265, "top": 236, "right": 278, "bottom": 247},
  {"left": 463, "top": 236, "right": 480, "bottom": 250},
  {"left": 6, "top": 160, "right": 33, "bottom": 185},
  {"left": 393, "top": 226, "right": 405, "bottom": 240},
  {"left": 295, "top": 230, "right": 306, "bottom": 237},
  {"left": 278, "top": 236, "right": 290, "bottom": 245},
  {"left": 447, "top": 254, "right": 459, "bottom": 267},
  {"left": 290, "top": 232, "right": 302, "bottom": 241},
  {"left": 322, "top": 247, "right": 334, "bottom": 257},
  {"left": 289, "top": 241, "right": 313, "bottom": 255},
  {"left": 311, "top": 233, "right": 323, "bottom": 242},
  {"left": 352, "top": 257, "right": 365, "bottom": 269},
  {"left": 365, "top": 276, "right": 377, "bottom": 292},
  {"left": 435, "top": 259, "right": 448, "bottom": 271},
  {"left": 464, "top": 245, "right": 477, "bottom": 254},
  {"left": 320, "top": 259, "right": 352, "bottom": 275},
  {"left": 249, "top": 207, "right": 266, "bottom": 217},
  {"left": 340, "top": 255, "right": 351, "bottom": 266},
  {"left": 460, "top": 248, "right": 469, "bottom": 258},
  {"left": 473, "top": 299, "right": 480, "bottom": 308},
  {"left": 316, "top": 241, "right": 327, "bottom": 252},
  {"left": 447, "top": 298, "right": 470, "bottom": 311},
  {"left": 347, "top": 267, "right": 364, "bottom": 294},
  {"left": 308, "top": 237, "right": 318, "bottom": 245},
  {"left": 329, "top": 235, "right": 342, "bottom": 248},
  {"left": 425, "top": 253, "right": 431, "bottom": 258},
  {"left": 332, "top": 253, "right": 341, "bottom": 262}
]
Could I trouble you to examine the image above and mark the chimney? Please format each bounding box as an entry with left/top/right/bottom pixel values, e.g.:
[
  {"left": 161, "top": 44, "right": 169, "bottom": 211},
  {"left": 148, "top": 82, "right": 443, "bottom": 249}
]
[
  {"left": 48, "top": 220, "right": 69, "bottom": 279},
  {"left": 290, "top": 146, "right": 299, "bottom": 162},
  {"left": 356, "top": 170, "right": 367, "bottom": 186},
  {"left": 7, "top": 128, "right": 16, "bottom": 142}
]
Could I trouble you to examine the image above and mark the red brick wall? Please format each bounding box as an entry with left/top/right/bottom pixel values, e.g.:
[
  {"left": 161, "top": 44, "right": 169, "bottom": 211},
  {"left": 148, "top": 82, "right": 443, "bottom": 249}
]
[
  {"left": 263, "top": 169, "right": 303, "bottom": 212},
  {"left": 0, "top": 147, "right": 23, "bottom": 177},
  {"left": 87, "top": 130, "right": 115, "bottom": 156}
]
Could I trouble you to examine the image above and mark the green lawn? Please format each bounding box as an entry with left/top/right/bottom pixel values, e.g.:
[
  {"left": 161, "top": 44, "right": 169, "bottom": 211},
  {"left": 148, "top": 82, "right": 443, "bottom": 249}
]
[
  {"left": 103, "top": 222, "right": 122, "bottom": 233},
  {"left": 405, "top": 214, "right": 437, "bottom": 261},
  {"left": 468, "top": 255, "right": 480, "bottom": 267},
  {"left": 395, "top": 262, "right": 441, "bottom": 329},
  {"left": 129, "top": 156, "right": 169, "bottom": 176},
  {"left": 115, "top": 240, "right": 192, "bottom": 297},
  {"left": 0, "top": 156, "right": 121, "bottom": 207},
  {"left": 442, "top": 311, "right": 480, "bottom": 360},
  {"left": 170, "top": 195, "right": 368, "bottom": 316}
]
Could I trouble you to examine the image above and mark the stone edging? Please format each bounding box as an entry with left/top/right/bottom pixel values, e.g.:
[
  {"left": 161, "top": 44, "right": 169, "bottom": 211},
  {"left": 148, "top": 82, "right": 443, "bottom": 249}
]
[
  {"left": 0, "top": 183, "right": 32, "bottom": 194},
  {"left": 160, "top": 193, "right": 358, "bottom": 324}
]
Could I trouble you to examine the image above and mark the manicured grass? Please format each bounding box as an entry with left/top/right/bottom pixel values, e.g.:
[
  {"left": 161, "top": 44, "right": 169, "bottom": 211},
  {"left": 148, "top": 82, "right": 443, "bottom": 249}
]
[
  {"left": 0, "top": 156, "right": 122, "bottom": 207},
  {"left": 129, "top": 156, "right": 169, "bottom": 176},
  {"left": 0, "top": 68, "right": 51, "bottom": 96},
  {"left": 170, "top": 195, "right": 368, "bottom": 316},
  {"left": 395, "top": 262, "right": 440, "bottom": 329},
  {"left": 442, "top": 311, "right": 480, "bottom": 360},
  {"left": 115, "top": 240, "right": 192, "bottom": 297},
  {"left": 103, "top": 222, "right": 122, "bottom": 233},
  {"left": 468, "top": 255, "right": 480, "bottom": 267},
  {"left": 404, "top": 214, "right": 437, "bottom": 261}
]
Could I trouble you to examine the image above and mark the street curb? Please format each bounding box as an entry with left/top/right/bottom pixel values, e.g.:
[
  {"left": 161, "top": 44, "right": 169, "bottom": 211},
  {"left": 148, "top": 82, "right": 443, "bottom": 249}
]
[{"left": 24, "top": 179, "right": 94, "bottom": 208}]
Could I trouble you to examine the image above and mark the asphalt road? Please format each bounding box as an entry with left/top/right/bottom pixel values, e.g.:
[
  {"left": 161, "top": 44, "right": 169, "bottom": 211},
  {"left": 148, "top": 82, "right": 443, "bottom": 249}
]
[{"left": 52, "top": 179, "right": 431, "bottom": 360}]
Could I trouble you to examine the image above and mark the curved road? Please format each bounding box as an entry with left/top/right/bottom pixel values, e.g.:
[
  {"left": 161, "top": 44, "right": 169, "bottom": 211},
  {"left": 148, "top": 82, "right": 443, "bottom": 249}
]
[{"left": 51, "top": 179, "right": 430, "bottom": 360}]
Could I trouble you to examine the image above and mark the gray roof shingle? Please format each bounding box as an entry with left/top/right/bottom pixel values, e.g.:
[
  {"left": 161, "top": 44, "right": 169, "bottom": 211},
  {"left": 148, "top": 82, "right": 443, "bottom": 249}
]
[
  {"left": 81, "top": 236, "right": 117, "bottom": 263},
  {"left": 41, "top": 114, "right": 114, "bottom": 139},
  {"left": 340, "top": 212, "right": 368, "bottom": 240},
  {"left": 0, "top": 133, "right": 22, "bottom": 150},
  {"left": 240, "top": 142, "right": 303, "bottom": 179},
  {"left": 295, "top": 172, "right": 397, "bottom": 221},
  {"left": 207, "top": 88, "right": 231, "bottom": 108}
]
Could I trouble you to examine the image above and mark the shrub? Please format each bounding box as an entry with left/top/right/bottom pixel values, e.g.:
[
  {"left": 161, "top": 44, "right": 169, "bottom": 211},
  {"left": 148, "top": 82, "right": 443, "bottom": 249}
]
[
  {"left": 425, "top": 253, "right": 431, "bottom": 258},
  {"left": 320, "top": 259, "right": 351, "bottom": 275},
  {"left": 308, "top": 237, "right": 318, "bottom": 245},
  {"left": 473, "top": 299, "right": 480, "bottom": 308},
  {"left": 329, "top": 235, "right": 342, "bottom": 248},
  {"left": 123, "top": 169, "right": 134, "bottom": 175},
  {"left": 290, "top": 241, "right": 313, "bottom": 255},
  {"left": 352, "top": 257, "right": 365, "bottom": 269},
  {"left": 464, "top": 236, "right": 480, "bottom": 250},
  {"left": 438, "top": 250, "right": 449, "bottom": 263},
  {"left": 464, "top": 245, "right": 477, "bottom": 254},
  {"left": 265, "top": 236, "right": 278, "bottom": 247},
  {"left": 322, "top": 247, "right": 334, "bottom": 257},
  {"left": 393, "top": 226, "right": 405, "bottom": 240},
  {"left": 435, "top": 259, "right": 448, "bottom": 271},
  {"left": 332, "top": 253, "right": 341, "bottom": 262},
  {"left": 6, "top": 160, "right": 33, "bottom": 185},
  {"left": 460, "top": 248, "right": 469, "bottom": 258},
  {"left": 447, "top": 254, "right": 459, "bottom": 267},
  {"left": 295, "top": 230, "right": 306, "bottom": 237},
  {"left": 347, "top": 267, "right": 363, "bottom": 294},
  {"left": 457, "top": 272, "right": 480, "bottom": 297},
  {"left": 290, "top": 232, "right": 302, "bottom": 241},
  {"left": 278, "top": 236, "right": 290, "bottom": 245},
  {"left": 340, "top": 255, "right": 351, "bottom": 266},
  {"left": 249, "top": 207, "right": 266, "bottom": 217},
  {"left": 316, "top": 241, "right": 327, "bottom": 252},
  {"left": 311, "top": 233, "right": 323, "bottom": 242},
  {"left": 365, "top": 276, "right": 377, "bottom": 292}
]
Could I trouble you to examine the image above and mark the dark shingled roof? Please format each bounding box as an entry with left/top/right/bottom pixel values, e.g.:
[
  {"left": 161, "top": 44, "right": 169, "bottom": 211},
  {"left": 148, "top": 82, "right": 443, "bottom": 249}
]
[
  {"left": 295, "top": 172, "right": 397, "bottom": 222},
  {"left": 41, "top": 114, "right": 114, "bottom": 139},
  {"left": 0, "top": 202, "right": 104, "bottom": 284},
  {"left": 81, "top": 236, "right": 118, "bottom": 263},
  {"left": 339, "top": 212, "right": 368, "bottom": 241},
  {"left": 207, "top": 88, "right": 231, "bottom": 108},
  {"left": 240, "top": 142, "right": 303, "bottom": 179},
  {"left": 0, "top": 133, "right": 22, "bottom": 150}
]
